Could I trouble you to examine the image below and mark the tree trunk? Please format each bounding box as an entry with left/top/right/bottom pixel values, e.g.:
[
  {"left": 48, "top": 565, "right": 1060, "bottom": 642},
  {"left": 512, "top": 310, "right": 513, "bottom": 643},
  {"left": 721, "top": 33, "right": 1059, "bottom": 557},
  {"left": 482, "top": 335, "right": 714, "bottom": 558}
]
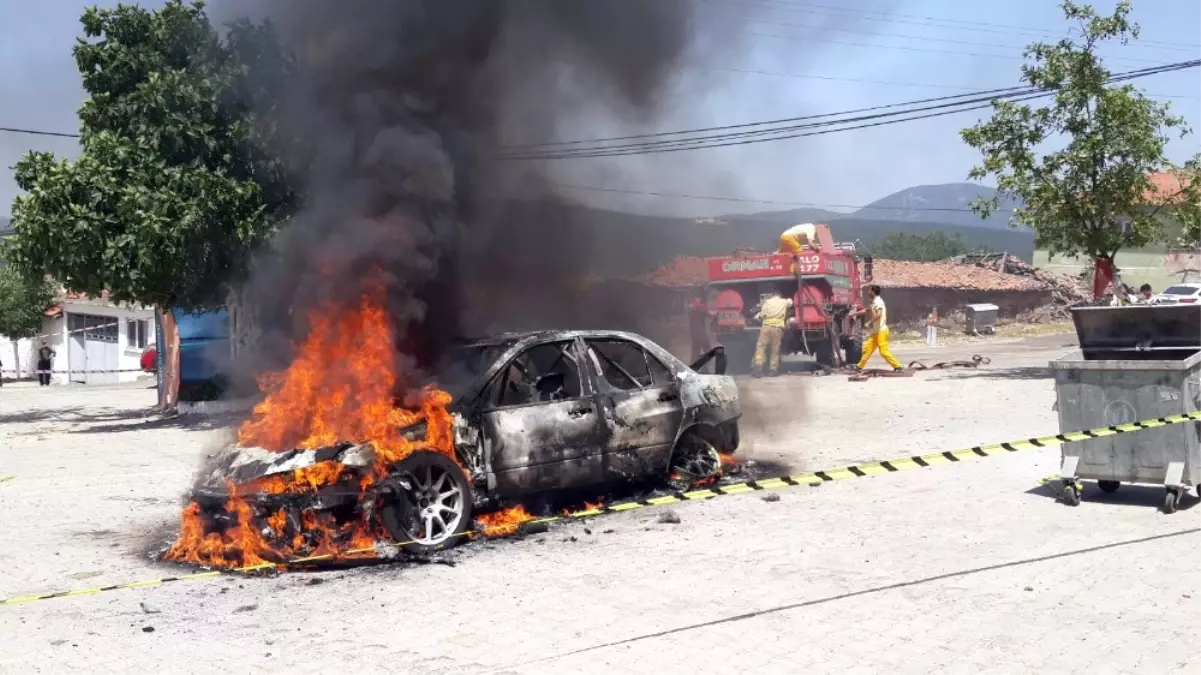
[
  {"left": 11, "top": 342, "right": 18, "bottom": 381},
  {"left": 157, "top": 306, "right": 181, "bottom": 411}
]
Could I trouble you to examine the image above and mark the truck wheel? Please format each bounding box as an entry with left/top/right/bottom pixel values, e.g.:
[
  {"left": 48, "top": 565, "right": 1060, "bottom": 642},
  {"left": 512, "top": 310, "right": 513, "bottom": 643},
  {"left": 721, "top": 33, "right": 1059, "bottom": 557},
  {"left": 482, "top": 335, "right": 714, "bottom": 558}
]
[
  {"left": 843, "top": 337, "right": 863, "bottom": 366},
  {"left": 814, "top": 341, "right": 836, "bottom": 368}
]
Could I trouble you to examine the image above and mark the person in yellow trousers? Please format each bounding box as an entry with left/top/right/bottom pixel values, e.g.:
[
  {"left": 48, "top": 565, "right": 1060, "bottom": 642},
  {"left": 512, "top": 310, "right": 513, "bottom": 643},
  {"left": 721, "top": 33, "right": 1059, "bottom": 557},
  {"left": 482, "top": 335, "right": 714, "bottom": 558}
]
[
  {"left": 851, "top": 284, "right": 903, "bottom": 372},
  {"left": 752, "top": 289, "right": 793, "bottom": 377},
  {"left": 777, "top": 222, "right": 821, "bottom": 255}
]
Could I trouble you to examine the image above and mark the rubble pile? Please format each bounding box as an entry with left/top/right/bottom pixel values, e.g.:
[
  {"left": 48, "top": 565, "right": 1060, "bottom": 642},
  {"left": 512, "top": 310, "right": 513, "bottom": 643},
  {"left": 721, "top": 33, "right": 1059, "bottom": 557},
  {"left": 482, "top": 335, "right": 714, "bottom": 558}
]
[{"left": 953, "top": 253, "right": 1090, "bottom": 322}]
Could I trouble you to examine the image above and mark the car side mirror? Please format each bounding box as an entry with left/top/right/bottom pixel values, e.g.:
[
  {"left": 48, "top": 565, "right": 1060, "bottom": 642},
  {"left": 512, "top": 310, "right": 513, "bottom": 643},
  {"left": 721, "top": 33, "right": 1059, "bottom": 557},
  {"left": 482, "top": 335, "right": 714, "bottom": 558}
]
[
  {"left": 689, "top": 346, "right": 727, "bottom": 375},
  {"left": 535, "top": 372, "right": 566, "bottom": 394}
]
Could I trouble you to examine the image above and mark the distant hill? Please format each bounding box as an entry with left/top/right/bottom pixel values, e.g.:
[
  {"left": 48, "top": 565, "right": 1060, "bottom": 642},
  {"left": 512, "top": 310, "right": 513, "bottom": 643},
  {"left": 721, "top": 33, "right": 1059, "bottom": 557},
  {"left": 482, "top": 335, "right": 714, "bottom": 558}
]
[
  {"left": 734, "top": 206, "right": 846, "bottom": 223},
  {"left": 852, "top": 183, "right": 1022, "bottom": 229},
  {"left": 716, "top": 212, "right": 1033, "bottom": 262},
  {"left": 502, "top": 200, "right": 1034, "bottom": 280}
]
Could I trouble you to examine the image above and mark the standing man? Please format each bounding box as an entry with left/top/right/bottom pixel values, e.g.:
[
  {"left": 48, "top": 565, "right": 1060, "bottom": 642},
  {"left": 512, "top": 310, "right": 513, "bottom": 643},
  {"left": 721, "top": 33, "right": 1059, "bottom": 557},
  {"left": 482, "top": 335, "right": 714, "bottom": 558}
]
[
  {"left": 851, "top": 285, "right": 903, "bottom": 372},
  {"left": 687, "top": 290, "right": 716, "bottom": 362},
  {"left": 752, "top": 288, "right": 792, "bottom": 377},
  {"left": 36, "top": 341, "right": 56, "bottom": 386},
  {"left": 926, "top": 307, "right": 938, "bottom": 347}
]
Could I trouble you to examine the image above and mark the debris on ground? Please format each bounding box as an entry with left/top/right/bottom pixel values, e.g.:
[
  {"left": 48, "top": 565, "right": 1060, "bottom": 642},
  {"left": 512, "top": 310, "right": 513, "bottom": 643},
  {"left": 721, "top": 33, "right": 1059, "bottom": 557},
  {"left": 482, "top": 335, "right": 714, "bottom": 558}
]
[
  {"left": 234, "top": 604, "right": 258, "bottom": 614},
  {"left": 658, "top": 510, "right": 681, "bottom": 525},
  {"left": 139, "top": 602, "right": 160, "bottom": 615},
  {"left": 762, "top": 493, "right": 781, "bottom": 503},
  {"left": 141, "top": 626, "right": 155, "bottom": 633}
]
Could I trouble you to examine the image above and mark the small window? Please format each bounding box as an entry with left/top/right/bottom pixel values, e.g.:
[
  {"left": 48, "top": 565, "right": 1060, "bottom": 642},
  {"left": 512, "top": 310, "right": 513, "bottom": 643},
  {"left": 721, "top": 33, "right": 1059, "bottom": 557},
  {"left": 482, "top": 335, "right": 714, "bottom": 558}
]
[
  {"left": 490, "top": 341, "right": 583, "bottom": 408},
  {"left": 126, "top": 319, "right": 149, "bottom": 349},
  {"left": 589, "top": 339, "right": 653, "bottom": 391}
]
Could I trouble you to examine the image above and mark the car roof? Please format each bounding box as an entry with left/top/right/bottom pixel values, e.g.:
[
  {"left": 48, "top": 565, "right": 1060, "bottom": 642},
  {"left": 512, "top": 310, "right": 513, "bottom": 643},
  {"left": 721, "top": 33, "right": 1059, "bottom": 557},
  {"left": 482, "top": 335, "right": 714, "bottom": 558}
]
[{"left": 458, "top": 329, "right": 652, "bottom": 348}]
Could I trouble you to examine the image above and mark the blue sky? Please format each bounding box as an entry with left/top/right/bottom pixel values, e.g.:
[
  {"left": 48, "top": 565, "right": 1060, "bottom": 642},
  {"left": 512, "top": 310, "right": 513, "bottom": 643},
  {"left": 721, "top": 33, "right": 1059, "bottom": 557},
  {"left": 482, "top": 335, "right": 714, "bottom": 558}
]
[{"left": 1, "top": 0, "right": 1197, "bottom": 219}]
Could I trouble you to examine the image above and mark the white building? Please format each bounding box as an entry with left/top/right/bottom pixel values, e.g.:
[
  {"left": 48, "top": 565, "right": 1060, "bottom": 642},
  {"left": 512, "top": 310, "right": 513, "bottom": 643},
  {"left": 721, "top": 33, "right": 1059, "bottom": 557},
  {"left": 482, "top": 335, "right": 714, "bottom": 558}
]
[{"left": 0, "top": 292, "right": 155, "bottom": 385}]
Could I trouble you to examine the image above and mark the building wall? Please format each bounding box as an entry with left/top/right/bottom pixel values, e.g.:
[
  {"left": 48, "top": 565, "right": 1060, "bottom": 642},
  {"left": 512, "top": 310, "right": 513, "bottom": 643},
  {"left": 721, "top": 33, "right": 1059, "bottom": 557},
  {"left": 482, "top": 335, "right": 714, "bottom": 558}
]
[
  {"left": 880, "top": 287, "right": 1051, "bottom": 330},
  {"left": 59, "top": 302, "right": 155, "bottom": 384}
]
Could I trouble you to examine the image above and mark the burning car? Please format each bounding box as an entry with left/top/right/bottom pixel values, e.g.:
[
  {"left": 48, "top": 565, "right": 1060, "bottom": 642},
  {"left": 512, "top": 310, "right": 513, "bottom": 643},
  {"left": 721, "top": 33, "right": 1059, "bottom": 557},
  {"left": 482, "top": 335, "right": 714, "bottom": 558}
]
[{"left": 170, "top": 325, "right": 739, "bottom": 567}]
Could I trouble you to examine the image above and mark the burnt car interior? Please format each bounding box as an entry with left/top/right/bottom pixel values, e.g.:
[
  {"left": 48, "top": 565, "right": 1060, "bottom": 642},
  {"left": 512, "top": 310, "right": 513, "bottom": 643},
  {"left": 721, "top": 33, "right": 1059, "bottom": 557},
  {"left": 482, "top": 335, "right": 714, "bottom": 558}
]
[
  {"left": 491, "top": 341, "right": 582, "bottom": 406},
  {"left": 586, "top": 339, "right": 675, "bottom": 391}
]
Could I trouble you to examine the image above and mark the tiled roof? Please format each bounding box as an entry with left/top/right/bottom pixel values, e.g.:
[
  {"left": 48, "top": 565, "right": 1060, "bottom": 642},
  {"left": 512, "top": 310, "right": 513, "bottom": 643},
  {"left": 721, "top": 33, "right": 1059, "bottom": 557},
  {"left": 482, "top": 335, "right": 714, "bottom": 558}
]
[
  {"left": 1143, "top": 171, "right": 1194, "bottom": 205},
  {"left": 871, "top": 259, "right": 1045, "bottom": 291}
]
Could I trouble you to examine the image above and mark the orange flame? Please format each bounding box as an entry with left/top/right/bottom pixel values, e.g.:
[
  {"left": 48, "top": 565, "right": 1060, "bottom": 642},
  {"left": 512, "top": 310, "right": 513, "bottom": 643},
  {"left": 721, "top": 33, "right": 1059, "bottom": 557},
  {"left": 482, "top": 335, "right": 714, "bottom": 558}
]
[
  {"left": 476, "top": 505, "right": 535, "bottom": 536},
  {"left": 163, "top": 283, "right": 456, "bottom": 570}
]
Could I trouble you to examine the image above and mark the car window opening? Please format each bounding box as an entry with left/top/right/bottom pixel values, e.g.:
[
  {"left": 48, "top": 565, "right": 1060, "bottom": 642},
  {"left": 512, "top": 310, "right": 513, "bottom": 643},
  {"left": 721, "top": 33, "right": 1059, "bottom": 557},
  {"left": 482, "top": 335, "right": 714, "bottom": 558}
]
[
  {"left": 493, "top": 341, "right": 582, "bottom": 407},
  {"left": 589, "top": 340, "right": 655, "bottom": 391}
]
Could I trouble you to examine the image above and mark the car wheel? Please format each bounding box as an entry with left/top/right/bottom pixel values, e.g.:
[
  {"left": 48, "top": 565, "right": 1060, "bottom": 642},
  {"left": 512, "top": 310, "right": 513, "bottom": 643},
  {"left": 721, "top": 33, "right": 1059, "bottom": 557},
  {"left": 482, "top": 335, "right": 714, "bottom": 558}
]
[
  {"left": 667, "top": 433, "right": 722, "bottom": 491},
  {"left": 380, "top": 450, "right": 473, "bottom": 555}
]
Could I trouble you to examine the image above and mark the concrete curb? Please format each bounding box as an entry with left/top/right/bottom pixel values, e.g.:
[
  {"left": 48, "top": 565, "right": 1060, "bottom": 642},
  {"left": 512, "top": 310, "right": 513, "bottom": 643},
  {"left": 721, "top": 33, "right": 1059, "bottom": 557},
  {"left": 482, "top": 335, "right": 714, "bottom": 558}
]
[{"left": 176, "top": 398, "right": 257, "bottom": 416}]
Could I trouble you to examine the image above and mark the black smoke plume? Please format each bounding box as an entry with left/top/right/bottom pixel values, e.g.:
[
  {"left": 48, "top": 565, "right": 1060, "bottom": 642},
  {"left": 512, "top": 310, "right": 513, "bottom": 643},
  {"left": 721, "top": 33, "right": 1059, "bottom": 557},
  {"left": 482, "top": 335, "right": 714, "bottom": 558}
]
[{"left": 228, "top": 0, "right": 750, "bottom": 386}]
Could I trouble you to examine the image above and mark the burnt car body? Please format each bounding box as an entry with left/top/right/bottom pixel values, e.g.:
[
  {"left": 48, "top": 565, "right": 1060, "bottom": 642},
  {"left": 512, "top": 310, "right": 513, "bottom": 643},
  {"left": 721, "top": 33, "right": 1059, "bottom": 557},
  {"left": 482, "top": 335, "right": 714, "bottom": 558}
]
[{"left": 191, "top": 330, "right": 740, "bottom": 553}]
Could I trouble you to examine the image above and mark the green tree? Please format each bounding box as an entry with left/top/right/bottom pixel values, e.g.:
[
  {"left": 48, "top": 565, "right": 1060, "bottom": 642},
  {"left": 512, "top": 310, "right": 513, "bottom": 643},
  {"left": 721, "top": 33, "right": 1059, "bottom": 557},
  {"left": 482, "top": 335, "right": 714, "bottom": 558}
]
[
  {"left": 6, "top": 1, "right": 299, "bottom": 406},
  {"left": 0, "top": 257, "right": 58, "bottom": 380},
  {"left": 961, "top": 1, "right": 1201, "bottom": 278},
  {"left": 862, "top": 231, "right": 969, "bottom": 262},
  {"left": 0, "top": 262, "right": 57, "bottom": 341}
]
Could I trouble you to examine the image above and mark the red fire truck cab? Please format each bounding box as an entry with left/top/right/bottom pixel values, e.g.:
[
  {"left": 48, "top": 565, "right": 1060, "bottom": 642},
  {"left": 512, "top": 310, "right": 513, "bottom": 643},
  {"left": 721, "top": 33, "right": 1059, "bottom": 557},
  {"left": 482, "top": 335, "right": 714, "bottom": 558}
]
[{"left": 702, "top": 224, "right": 872, "bottom": 373}]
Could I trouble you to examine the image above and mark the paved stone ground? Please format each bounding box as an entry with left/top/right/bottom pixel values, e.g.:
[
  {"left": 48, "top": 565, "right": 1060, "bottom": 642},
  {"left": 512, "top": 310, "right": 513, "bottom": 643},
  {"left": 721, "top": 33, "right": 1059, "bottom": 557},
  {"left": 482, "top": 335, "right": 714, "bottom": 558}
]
[{"left": 3, "top": 334, "right": 1200, "bottom": 674}]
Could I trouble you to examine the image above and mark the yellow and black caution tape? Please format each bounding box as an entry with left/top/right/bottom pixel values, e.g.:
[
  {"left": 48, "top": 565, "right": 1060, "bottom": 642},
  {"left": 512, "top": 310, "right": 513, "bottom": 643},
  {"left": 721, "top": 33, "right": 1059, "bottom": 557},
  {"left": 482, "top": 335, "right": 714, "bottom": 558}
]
[
  {"left": 6, "top": 410, "right": 1201, "bottom": 608},
  {"left": 0, "top": 475, "right": 15, "bottom": 484}
]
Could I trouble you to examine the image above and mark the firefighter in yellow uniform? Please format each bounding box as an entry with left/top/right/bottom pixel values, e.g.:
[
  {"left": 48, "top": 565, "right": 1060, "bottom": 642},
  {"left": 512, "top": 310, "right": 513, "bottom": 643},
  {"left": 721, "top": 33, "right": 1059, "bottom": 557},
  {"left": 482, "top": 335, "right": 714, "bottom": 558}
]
[
  {"left": 852, "top": 284, "right": 903, "bottom": 372},
  {"left": 752, "top": 289, "right": 792, "bottom": 377},
  {"left": 777, "top": 222, "right": 820, "bottom": 255}
]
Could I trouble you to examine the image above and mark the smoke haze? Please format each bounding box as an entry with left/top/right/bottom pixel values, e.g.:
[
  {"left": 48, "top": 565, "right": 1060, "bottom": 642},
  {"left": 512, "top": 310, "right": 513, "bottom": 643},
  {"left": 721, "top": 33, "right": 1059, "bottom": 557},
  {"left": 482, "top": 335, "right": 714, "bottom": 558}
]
[{"left": 228, "top": 0, "right": 752, "bottom": 383}]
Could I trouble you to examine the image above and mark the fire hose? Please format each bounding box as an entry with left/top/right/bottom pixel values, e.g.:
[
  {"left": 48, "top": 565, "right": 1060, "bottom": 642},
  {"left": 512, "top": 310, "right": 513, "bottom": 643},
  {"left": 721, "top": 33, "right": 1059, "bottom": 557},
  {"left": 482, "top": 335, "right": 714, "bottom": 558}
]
[{"left": 906, "top": 354, "right": 991, "bottom": 370}]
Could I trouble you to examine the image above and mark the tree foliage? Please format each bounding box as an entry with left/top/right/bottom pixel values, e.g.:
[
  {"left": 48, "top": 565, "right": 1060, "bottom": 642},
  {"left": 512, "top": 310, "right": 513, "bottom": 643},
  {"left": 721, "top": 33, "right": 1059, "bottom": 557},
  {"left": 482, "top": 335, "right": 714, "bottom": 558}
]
[
  {"left": 7, "top": 0, "right": 300, "bottom": 310},
  {"left": 862, "top": 231, "right": 969, "bottom": 262},
  {"left": 960, "top": 0, "right": 1201, "bottom": 264},
  {"left": 0, "top": 260, "right": 57, "bottom": 340}
]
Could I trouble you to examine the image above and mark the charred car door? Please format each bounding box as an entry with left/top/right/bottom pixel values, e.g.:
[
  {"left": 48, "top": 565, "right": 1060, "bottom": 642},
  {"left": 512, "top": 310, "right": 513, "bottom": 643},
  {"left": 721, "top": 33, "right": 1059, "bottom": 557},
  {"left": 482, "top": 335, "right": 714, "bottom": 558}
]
[
  {"left": 476, "top": 339, "right": 606, "bottom": 496},
  {"left": 585, "top": 338, "right": 685, "bottom": 480}
]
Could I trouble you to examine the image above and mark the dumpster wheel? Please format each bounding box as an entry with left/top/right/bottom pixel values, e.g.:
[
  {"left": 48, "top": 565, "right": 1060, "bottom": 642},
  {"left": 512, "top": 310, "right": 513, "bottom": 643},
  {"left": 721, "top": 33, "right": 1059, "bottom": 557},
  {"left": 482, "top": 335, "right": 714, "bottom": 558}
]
[
  {"left": 1062, "top": 483, "right": 1081, "bottom": 507},
  {"left": 1164, "top": 489, "right": 1180, "bottom": 514}
]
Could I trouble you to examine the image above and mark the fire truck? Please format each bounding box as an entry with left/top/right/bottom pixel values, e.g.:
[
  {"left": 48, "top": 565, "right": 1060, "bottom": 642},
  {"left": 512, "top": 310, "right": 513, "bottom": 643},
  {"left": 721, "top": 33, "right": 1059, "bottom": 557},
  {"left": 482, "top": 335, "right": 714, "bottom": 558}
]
[{"left": 702, "top": 224, "right": 872, "bottom": 372}]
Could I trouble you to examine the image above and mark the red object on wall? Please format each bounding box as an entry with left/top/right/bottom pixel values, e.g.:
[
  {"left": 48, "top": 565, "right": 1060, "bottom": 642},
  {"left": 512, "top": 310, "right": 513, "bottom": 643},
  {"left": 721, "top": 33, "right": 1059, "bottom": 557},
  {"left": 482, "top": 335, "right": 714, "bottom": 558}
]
[{"left": 1092, "top": 258, "right": 1114, "bottom": 299}]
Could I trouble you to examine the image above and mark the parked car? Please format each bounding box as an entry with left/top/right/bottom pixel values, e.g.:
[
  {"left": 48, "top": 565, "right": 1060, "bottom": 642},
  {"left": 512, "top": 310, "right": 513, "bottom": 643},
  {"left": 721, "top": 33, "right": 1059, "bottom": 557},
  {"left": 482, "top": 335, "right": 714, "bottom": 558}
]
[
  {"left": 1151, "top": 283, "right": 1201, "bottom": 305},
  {"left": 192, "top": 330, "right": 738, "bottom": 554}
]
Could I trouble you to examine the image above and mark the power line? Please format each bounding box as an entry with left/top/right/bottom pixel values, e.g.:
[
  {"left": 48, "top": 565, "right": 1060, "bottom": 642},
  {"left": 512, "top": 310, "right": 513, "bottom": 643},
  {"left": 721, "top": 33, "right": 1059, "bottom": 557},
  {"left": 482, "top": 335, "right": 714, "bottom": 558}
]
[
  {"left": 499, "top": 60, "right": 1200, "bottom": 159},
  {"left": 747, "top": 30, "right": 1176, "bottom": 67},
  {"left": 0, "top": 126, "right": 79, "bottom": 139},
  {"left": 693, "top": 64, "right": 1198, "bottom": 99},
  {"left": 507, "top": 81, "right": 1039, "bottom": 151},
  {"left": 727, "top": 0, "right": 1201, "bottom": 50},
  {"left": 740, "top": 15, "right": 1198, "bottom": 60},
  {"left": 551, "top": 182, "right": 1017, "bottom": 213}
]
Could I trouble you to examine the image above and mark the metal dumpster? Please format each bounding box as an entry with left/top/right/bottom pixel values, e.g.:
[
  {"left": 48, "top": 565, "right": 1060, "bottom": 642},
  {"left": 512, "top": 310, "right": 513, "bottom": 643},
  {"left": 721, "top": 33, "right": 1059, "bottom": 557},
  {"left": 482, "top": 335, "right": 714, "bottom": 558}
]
[
  {"left": 1051, "top": 304, "right": 1201, "bottom": 512},
  {"left": 964, "top": 303, "right": 999, "bottom": 335}
]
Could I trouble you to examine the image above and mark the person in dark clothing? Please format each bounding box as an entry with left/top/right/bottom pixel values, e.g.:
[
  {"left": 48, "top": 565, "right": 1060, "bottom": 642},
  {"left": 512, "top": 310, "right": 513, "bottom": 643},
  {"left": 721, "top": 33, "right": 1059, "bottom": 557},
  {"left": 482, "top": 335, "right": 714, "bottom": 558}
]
[
  {"left": 36, "top": 342, "right": 56, "bottom": 386},
  {"left": 687, "top": 290, "right": 716, "bottom": 361}
]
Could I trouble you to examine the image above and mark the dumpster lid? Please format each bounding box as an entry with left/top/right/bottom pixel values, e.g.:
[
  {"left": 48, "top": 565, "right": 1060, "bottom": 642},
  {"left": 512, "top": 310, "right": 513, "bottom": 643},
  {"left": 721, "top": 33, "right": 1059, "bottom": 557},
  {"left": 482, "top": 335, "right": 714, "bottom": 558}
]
[{"left": 1071, "top": 305, "right": 1201, "bottom": 351}]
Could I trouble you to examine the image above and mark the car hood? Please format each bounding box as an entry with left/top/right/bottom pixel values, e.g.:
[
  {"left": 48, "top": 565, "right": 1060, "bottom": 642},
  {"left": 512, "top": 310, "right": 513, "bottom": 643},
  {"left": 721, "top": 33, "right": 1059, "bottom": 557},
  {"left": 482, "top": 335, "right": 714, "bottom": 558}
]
[{"left": 194, "top": 443, "right": 378, "bottom": 493}]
